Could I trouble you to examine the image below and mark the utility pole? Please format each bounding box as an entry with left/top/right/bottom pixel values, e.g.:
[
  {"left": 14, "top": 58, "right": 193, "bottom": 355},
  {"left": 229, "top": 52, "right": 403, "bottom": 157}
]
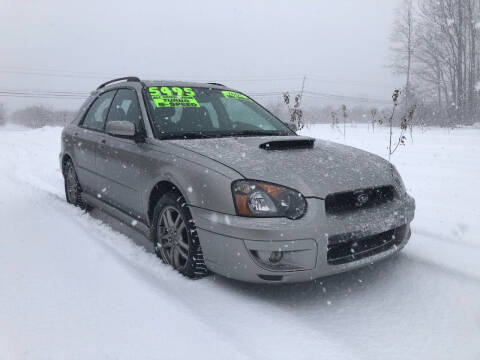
[{"left": 299, "top": 75, "right": 306, "bottom": 105}]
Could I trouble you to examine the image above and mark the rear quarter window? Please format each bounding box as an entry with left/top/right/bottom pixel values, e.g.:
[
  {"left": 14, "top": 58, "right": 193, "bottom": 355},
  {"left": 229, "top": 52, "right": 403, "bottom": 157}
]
[{"left": 81, "top": 91, "right": 116, "bottom": 131}]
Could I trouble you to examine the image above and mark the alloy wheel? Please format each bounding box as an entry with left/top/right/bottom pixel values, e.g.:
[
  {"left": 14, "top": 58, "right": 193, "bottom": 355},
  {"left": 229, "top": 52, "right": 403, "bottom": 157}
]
[
  {"left": 156, "top": 206, "right": 190, "bottom": 271},
  {"left": 66, "top": 164, "right": 78, "bottom": 203}
]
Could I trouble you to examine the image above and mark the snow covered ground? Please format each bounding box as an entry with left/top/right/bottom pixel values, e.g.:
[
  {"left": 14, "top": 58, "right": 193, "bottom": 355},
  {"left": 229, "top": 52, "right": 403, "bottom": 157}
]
[{"left": 0, "top": 124, "right": 479, "bottom": 360}]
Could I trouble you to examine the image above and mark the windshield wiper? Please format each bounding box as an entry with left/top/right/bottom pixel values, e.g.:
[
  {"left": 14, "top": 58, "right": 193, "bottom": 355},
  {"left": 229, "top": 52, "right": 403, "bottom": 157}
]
[
  {"left": 159, "top": 130, "right": 290, "bottom": 140},
  {"left": 220, "top": 130, "right": 290, "bottom": 137},
  {"left": 159, "top": 132, "right": 214, "bottom": 140}
]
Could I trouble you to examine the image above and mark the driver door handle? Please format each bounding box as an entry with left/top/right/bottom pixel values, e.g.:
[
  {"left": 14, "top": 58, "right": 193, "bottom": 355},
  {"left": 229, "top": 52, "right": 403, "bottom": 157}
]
[{"left": 99, "top": 138, "right": 106, "bottom": 149}]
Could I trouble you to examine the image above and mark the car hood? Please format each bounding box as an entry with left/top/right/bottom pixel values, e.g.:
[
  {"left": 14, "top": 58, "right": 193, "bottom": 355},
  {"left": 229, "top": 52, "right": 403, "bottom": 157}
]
[{"left": 168, "top": 136, "right": 395, "bottom": 198}]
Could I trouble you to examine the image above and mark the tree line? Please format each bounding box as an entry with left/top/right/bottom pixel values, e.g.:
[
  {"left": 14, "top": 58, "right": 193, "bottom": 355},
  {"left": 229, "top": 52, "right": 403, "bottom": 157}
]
[
  {"left": 391, "top": 0, "right": 480, "bottom": 126},
  {"left": 2, "top": 105, "right": 75, "bottom": 128}
]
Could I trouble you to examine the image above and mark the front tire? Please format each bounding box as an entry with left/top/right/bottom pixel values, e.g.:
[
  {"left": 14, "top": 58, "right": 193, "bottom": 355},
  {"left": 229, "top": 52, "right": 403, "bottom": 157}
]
[
  {"left": 63, "top": 159, "right": 90, "bottom": 211},
  {"left": 151, "top": 192, "right": 208, "bottom": 279}
]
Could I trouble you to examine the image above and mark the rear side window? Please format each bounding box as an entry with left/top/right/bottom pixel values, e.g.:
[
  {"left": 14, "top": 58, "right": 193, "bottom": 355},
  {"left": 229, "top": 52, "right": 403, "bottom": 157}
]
[
  {"left": 82, "top": 91, "right": 115, "bottom": 131},
  {"left": 106, "top": 89, "right": 143, "bottom": 131}
]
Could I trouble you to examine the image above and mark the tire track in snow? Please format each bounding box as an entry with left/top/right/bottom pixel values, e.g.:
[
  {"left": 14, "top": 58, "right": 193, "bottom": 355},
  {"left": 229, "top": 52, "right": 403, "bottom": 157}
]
[
  {"left": 4, "top": 171, "right": 255, "bottom": 360},
  {"left": 402, "top": 253, "right": 480, "bottom": 284},
  {"left": 412, "top": 226, "right": 480, "bottom": 251},
  {"left": 405, "top": 231, "right": 480, "bottom": 280},
  {"left": 15, "top": 168, "right": 356, "bottom": 360}
]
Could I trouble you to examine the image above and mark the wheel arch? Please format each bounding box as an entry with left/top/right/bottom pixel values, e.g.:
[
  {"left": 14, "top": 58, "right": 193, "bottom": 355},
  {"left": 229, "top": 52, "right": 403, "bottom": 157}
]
[{"left": 147, "top": 180, "right": 185, "bottom": 226}]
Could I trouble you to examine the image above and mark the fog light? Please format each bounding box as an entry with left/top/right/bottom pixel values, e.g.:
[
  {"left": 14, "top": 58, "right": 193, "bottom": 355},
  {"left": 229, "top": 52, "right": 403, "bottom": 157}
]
[{"left": 269, "top": 251, "right": 283, "bottom": 263}]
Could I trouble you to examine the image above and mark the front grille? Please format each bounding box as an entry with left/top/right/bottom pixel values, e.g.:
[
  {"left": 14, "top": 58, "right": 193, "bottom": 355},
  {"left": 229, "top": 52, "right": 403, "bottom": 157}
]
[
  {"left": 325, "top": 186, "right": 395, "bottom": 215},
  {"left": 327, "top": 225, "right": 407, "bottom": 265}
]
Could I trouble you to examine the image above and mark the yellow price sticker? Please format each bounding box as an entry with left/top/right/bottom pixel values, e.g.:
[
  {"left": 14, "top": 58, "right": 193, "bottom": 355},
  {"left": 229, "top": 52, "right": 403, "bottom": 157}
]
[{"left": 149, "top": 86, "right": 199, "bottom": 108}]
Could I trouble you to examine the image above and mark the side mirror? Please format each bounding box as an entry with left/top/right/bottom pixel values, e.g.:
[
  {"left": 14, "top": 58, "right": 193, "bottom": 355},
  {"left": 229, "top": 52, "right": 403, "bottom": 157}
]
[{"left": 105, "top": 120, "right": 136, "bottom": 138}]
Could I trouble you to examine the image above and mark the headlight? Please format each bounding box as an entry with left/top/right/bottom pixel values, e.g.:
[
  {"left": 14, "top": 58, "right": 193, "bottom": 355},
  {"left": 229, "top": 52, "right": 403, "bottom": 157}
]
[
  {"left": 232, "top": 180, "right": 307, "bottom": 219},
  {"left": 390, "top": 165, "right": 406, "bottom": 194}
]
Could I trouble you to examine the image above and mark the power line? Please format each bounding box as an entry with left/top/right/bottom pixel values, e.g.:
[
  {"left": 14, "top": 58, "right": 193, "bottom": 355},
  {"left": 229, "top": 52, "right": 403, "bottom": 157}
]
[
  {"left": 0, "top": 93, "right": 87, "bottom": 100},
  {"left": 0, "top": 65, "right": 112, "bottom": 76},
  {"left": 249, "top": 90, "right": 390, "bottom": 104},
  {"left": 0, "top": 86, "right": 391, "bottom": 105},
  {"left": 0, "top": 89, "right": 89, "bottom": 100},
  {"left": 302, "top": 91, "right": 391, "bottom": 104},
  {"left": 306, "top": 74, "right": 398, "bottom": 88},
  {"left": 0, "top": 67, "right": 304, "bottom": 83},
  {"left": 0, "top": 66, "right": 397, "bottom": 89},
  {"left": 0, "top": 88, "right": 89, "bottom": 95}
]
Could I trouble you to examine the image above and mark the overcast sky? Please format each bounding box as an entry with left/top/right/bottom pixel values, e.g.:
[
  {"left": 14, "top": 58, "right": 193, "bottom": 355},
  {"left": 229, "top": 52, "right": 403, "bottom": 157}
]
[{"left": 0, "top": 0, "right": 402, "bottom": 111}]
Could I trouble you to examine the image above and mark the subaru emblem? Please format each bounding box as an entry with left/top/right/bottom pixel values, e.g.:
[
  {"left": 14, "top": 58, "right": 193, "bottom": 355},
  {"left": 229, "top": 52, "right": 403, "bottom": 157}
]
[{"left": 356, "top": 193, "right": 369, "bottom": 206}]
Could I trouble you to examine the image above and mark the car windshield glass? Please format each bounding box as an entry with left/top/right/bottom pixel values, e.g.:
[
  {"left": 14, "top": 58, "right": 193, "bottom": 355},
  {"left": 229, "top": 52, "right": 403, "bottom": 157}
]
[{"left": 145, "top": 86, "right": 292, "bottom": 139}]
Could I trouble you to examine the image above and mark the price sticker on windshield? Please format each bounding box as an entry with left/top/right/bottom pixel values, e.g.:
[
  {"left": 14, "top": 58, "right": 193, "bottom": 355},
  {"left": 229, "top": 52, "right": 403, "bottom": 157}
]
[
  {"left": 222, "top": 91, "right": 250, "bottom": 101},
  {"left": 149, "top": 86, "right": 200, "bottom": 108}
]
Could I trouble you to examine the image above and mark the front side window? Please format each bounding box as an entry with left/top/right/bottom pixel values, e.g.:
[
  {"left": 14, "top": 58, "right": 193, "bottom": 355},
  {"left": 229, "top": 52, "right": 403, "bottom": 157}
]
[
  {"left": 82, "top": 91, "right": 115, "bottom": 131},
  {"left": 106, "top": 89, "right": 143, "bottom": 131},
  {"left": 145, "top": 86, "right": 292, "bottom": 139}
]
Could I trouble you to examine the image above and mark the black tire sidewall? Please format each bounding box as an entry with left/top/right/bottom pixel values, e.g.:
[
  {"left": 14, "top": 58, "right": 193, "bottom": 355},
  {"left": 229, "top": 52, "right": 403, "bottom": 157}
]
[{"left": 63, "top": 160, "right": 90, "bottom": 211}]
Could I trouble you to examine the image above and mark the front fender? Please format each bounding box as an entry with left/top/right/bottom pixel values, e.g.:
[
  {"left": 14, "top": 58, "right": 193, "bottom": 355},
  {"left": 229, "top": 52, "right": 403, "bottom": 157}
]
[{"left": 142, "top": 153, "right": 240, "bottom": 218}]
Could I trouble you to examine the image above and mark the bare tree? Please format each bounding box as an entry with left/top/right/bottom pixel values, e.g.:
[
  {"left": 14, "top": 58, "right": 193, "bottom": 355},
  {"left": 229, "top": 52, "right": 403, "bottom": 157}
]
[
  {"left": 391, "top": 0, "right": 480, "bottom": 125},
  {"left": 283, "top": 93, "right": 304, "bottom": 130},
  {"left": 383, "top": 90, "right": 416, "bottom": 160},
  {"left": 330, "top": 110, "right": 339, "bottom": 129},
  {"left": 370, "top": 108, "right": 378, "bottom": 132},
  {"left": 391, "top": 0, "right": 416, "bottom": 109},
  {"left": 340, "top": 104, "right": 348, "bottom": 139}
]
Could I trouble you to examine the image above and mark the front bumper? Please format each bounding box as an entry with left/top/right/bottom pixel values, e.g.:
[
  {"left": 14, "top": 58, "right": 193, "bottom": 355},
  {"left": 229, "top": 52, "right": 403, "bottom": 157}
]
[{"left": 191, "top": 194, "right": 415, "bottom": 283}]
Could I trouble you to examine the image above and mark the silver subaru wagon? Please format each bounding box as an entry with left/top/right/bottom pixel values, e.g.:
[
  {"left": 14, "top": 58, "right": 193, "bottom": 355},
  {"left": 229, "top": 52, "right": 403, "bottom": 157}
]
[{"left": 60, "top": 76, "right": 415, "bottom": 283}]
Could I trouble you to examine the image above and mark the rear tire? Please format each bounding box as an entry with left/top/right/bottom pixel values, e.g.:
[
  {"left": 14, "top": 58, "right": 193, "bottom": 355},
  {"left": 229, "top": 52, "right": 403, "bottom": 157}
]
[
  {"left": 151, "top": 192, "right": 209, "bottom": 279},
  {"left": 63, "top": 159, "right": 91, "bottom": 211}
]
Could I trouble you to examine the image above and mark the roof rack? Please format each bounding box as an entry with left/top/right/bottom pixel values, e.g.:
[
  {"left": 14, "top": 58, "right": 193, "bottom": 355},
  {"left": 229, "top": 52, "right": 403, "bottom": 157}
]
[
  {"left": 207, "top": 82, "right": 226, "bottom": 87},
  {"left": 97, "top": 76, "right": 142, "bottom": 90}
]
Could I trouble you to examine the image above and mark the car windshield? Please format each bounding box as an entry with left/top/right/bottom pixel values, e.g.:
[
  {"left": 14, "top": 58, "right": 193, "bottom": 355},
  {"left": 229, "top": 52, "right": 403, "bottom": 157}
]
[{"left": 145, "top": 86, "right": 293, "bottom": 139}]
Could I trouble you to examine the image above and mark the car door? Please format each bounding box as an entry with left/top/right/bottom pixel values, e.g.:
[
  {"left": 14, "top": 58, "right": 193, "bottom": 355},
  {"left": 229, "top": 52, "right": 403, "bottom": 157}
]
[
  {"left": 96, "top": 88, "right": 147, "bottom": 220},
  {"left": 74, "top": 90, "right": 116, "bottom": 195}
]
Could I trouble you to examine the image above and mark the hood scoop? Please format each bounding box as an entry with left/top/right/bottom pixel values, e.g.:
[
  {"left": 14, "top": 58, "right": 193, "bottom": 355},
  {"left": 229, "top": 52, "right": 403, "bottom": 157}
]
[{"left": 259, "top": 138, "right": 315, "bottom": 150}]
